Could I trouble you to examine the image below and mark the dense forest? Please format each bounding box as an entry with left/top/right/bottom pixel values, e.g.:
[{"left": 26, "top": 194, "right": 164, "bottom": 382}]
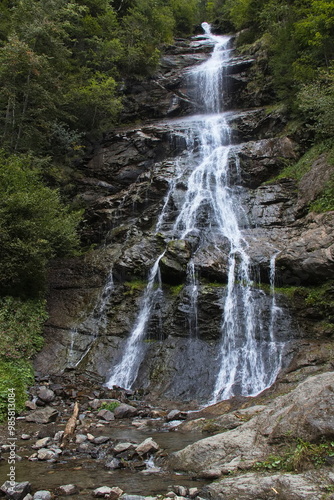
[{"left": 0, "top": 0, "right": 333, "bottom": 417}]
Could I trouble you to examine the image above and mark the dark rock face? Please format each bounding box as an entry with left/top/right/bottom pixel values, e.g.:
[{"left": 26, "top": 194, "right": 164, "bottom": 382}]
[{"left": 35, "top": 35, "right": 334, "bottom": 403}]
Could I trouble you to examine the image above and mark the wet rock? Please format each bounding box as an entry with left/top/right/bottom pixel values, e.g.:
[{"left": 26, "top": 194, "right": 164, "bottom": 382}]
[
  {"left": 135, "top": 438, "right": 159, "bottom": 455},
  {"left": 166, "top": 410, "right": 187, "bottom": 422},
  {"left": 92, "top": 436, "right": 110, "bottom": 445},
  {"left": 93, "top": 487, "right": 123, "bottom": 500},
  {"left": 0, "top": 482, "right": 31, "bottom": 500},
  {"left": 160, "top": 240, "right": 192, "bottom": 284},
  {"left": 113, "top": 403, "right": 137, "bottom": 419},
  {"left": 33, "top": 493, "right": 52, "bottom": 500},
  {"left": 105, "top": 457, "right": 121, "bottom": 470},
  {"left": 56, "top": 485, "right": 78, "bottom": 496},
  {"left": 32, "top": 437, "right": 51, "bottom": 449},
  {"left": 173, "top": 486, "right": 188, "bottom": 497},
  {"left": 121, "top": 496, "right": 146, "bottom": 500},
  {"left": 25, "top": 401, "right": 37, "bottom": 411},
  {"left": 54, "top": 430, "right": 64, "bottom": 442},
  {"left": 25, "top": 407, "right": 58, "bottom": 424},
  {"left": 113, "top": 442, "right": 136, "bottom": 454},
  {"left": 96, "top": 409, "right": 115, "bottom": 421},
  {"left": 37, "top": 448, "right": 58, "bottom": 461},
  {"left": 75, "top": 434, "right": 87, "bottom": 444},
  {"left": 108, "top": 488, "right": 123, "bottom": 500},
  {"left": 37, "top": 387, "right": 55, "bottom": 403}
]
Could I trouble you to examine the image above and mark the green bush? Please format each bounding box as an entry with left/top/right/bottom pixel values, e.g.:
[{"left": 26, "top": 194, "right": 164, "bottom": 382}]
[
  {"left": 100, "top": 401, "right": 120, "bottom": 411},
  {"left": 0, "top": 360, "right": 34, "bottom": 421},
  {"left": 0, "top": 296, "right": 47, "bottom": 361}
]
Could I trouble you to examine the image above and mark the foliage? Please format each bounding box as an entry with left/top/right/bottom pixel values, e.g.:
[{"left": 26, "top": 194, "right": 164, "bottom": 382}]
[
  {"left": 0, "top": 360, "right": 34, "bottom": 422},
  {"left": 255, "top": 439, "right": 334, "bottom": 472},
  {"left": 100, "top": 400, "right": 120, "bottom": 411},
  {"left": 297, "top": 67, "right": 334, "bottom": 140},
  {"left": 0, "top": 296, "right": 47, "bottom": 361},
  {"left": 124, "top": 280, "right": 148, "bottom": 295},
  {"left": 0, "top": 152, "right": 82, "bottom": 297},
  {"left": 169, "top": 283, "right": 185, "bottom": 295},
  {"left": 169, "top": 0, "right": 200, "bottom": 35}
]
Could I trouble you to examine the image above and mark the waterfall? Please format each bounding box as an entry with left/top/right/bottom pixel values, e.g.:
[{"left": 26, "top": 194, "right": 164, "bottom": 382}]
[
  {"left": 106, "top": 253, "right": 165, "bottom": 389},
  {"left": 106, "top": 23, "right": 286, "bottom": 400}
]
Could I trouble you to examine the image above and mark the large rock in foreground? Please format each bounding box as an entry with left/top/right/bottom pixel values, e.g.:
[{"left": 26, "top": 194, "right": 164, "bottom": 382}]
[
  {"left": 170, "top": 372, "right": 334, "bottom": 477},
  {"left": 204, "top": 470, "right": 334, "bottom": 500}
]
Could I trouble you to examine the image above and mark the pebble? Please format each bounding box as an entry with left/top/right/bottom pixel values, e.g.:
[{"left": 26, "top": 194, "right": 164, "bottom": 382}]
[
  {"left": 37, "top": 448, "right": 57, "bottom": 461},
  {"left": 93, "top": 487, "right": 112, "bottom": 498},
  {"left": 135, "top": 438, "right": 159, "bottom": 455},
  {"left": 32, "top": 437, "right": 51, "bottom": 449},
  {"left": 114, "top": 442, "right": 135, "bottom": 453},
  {"left": 75, "top": 434, "right": 87, "bottom": 444},
  {"left": 105, "top": 457, "right": 121, "bottom": 470},
  {"left": 93, "top": 436, "right": 110, "bottom": 445},
  {"left": 56, "top": 484, "right": 78, "bottom": 495}
]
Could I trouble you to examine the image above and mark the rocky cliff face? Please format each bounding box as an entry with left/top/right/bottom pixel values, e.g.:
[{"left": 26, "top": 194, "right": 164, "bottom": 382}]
[{"left": 34, "top": 34, "right": 334, "bottom": 405}]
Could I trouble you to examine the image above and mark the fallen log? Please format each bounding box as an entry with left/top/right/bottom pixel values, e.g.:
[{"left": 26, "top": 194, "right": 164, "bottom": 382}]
[{"left": 61, "top": 401, "right": 79, "bottom": 448}]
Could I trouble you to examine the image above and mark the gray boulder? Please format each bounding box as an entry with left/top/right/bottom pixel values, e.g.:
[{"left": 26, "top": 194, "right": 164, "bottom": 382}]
[
  {"left": 25, "top": 407, "right": 58, "bottom": 424},
  {"left": 0, "top": 482, "right": 31, "bottom": 500},
  {"left": 113, "top": 404, "right": 137, "bottom": 419}
]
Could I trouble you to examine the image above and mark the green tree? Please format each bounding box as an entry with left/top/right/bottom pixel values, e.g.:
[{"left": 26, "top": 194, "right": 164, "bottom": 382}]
[
  {"left": 120, "top": 0, "right": 175, "bottom": 75},
  {"left": 169, "top": 0, "right": 199, "bottom": 35},
  {"left": 0, "top": 152, "right": 82, "bottom": 297}
]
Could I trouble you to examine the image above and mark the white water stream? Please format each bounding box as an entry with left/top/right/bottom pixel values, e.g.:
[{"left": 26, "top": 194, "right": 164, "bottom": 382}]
[{"left": 106, "top": 24, "right": 285, "bottom": 401}]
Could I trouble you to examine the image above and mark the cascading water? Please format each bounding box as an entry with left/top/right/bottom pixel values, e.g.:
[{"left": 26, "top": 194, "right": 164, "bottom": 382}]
[
  {"left": 106, "top": 23, "right": 286, "bottom": 401},
  {"left": 107, "top": 253, "right": 165, "bottom": 389}
]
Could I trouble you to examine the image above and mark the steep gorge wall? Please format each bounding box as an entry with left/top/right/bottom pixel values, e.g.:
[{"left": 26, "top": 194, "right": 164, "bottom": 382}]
[{"left": 34, "top": 34, "right": 334, "bottom": 402}]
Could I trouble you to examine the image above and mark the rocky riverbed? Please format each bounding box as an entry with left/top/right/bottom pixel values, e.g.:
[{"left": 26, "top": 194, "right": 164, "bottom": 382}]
[{"left": 1, "top": 371, "right": 334, "bottom": 499}]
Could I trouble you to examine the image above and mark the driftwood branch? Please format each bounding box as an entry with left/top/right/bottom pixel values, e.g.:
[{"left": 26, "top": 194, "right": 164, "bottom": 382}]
[{"left": 61, "top": 401, "right": 79, "bottom": 448}]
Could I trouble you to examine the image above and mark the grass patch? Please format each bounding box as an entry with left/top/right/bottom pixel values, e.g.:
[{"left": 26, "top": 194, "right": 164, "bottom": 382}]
[
  {"left": 124, "top": 280, "right": 147, "bottom": 295},
  {"left": 255, "top": 439, "right": 334, "bottom": 472},
  {"left": 169, "top": 284, "right": 185, "bottom": 296}
]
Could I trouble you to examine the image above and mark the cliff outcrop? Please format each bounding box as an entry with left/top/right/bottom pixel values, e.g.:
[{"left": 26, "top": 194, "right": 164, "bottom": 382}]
[{"left": 35, "top": 35, "right": 333, "bottom": 401}]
